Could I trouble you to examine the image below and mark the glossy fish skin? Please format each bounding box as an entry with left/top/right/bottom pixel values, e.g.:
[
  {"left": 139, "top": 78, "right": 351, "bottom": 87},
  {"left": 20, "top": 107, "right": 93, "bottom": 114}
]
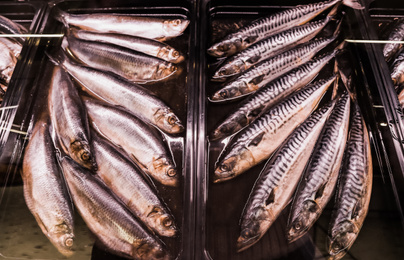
[
  {"left": 54, "top": 8, "right": 189, "bottom": 41},
  {"left": 237, "top": 100, "right": 335, "bottom": 252},
  {"left": 211, "top": 36, "right": 336, "bottom": 100},
  {"left": 50, "top": 50, "right": 183, "bottom": 134},
  {"left": 210, "top": 52, "right": 338, "bottom": 141},
  {"left": 64, "top": 36, "right": 177, "bottom": 83},
  {"left": 0, "top": 40, "right": 17, "bottom": 84},
  {"left": 391, "top": 51, "right": 404, "bottom": 87},
  {"left": 48, "top": 66, "right": 97, "bottom": 171},
  {"left": 0, "top": 37, "right": 22, "bottom": 57},
  {"left": 60, "top": 156, "right": 169, "bottom": 260},
  {"left": 287, "top": 92, "right": 350, "bottom": 243},
  {"left": 383, "top": 19, "right": 404, "bottom": 62},
  {"left": 22, "top": 119, "right": 74, "bottom": 257},
  {"left": 69, "top": 28, "right": 184, "bottom": 63},
  {"left": 213, "top": 17, "right": 331, "bottom": 78},
  {"left": 214, "top": 76, "right": 332, "bottom": 183},
  {"left": 92, "top": 131, "right": 177, "bottom": 237},
  {"left": 83, "top": 97, "right": 178, "bottom": 187},
  {"left": 327, "top": 104, "right": 372, "bottom": 260},
  {"left": 0, "top": 14, "right": 27, "bottom": 44}
]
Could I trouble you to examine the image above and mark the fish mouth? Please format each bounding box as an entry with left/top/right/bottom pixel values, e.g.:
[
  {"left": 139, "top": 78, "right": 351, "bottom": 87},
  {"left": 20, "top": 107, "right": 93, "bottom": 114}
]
[
  {"left": 212, "top": 169, "right": 234, "bottom": 183},
  {"left": 236, "top": 232, "right": 261, "bottom": 252}
]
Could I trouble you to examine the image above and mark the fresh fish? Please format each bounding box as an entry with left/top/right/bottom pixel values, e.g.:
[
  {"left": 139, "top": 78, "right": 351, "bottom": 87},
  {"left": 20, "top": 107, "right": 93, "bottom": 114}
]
[
  {"left": 0, "top": 14, "right": 28, "bottom": 44},
  {"left": 383, "top": 18, "right": 404, "bottom": 62},
  {"left": 212, "top": 16, "right": 334, "bottom": 79},
  {"left": 237, "top": 100, "right": 335, "bottom": 252},
  {"left": 63, "top": 35, "right": 178, "bottom": 83},
  {"left": 214, "top": 76, "right": 332, "bottom": 182},
  {"left": 210, "top": 51, "right": 338, "bottom": 141},
  {"left": 0, "top": 40, "right": 17, "bottom": 84},
  {"left": 211, "top": 36, "right": 336, "bottom": 99},
  {"left": 391, "top": 51, "right": 404, "bottom": 87},
  {"left": 22, "top": 118, "right": 74, "bottom": 257},
  {"left": 60, "top": 156, "right": 169, "bottom": 260},
  {"left": 207, "top": 0, "right": 362, "bottom": 57},
  {"left": 69, "top": 28, "right": 185, "bottom": 63},
  {"left": 83, "top": 97, "right": 178, "bottom": 187},
  {"left": 48, "top": 65, "right": 97, "bottom": 170},
  {"left": 0, "top": 37, "right": 22, "bottom": 57},
  {"left": 327, "top": 104, "right": 372, "bottom": 260},
  {"left": 92, "top": 130, "right": 177, "bottom": 237},
  {"left": 287, "top": 92, "right": 350, "bottom": 243},
  {"left": 48, "top": 50, "right": 183, "bottom": 134},
  {"left": 53, "top": 8, "right": 189, "bottom": 41}
]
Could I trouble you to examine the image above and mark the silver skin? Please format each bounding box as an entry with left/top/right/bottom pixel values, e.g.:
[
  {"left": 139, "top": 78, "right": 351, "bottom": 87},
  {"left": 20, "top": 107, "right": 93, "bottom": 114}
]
[
  {"left": 0, "top": 14, "right": 27, "bottom": 44},
  {"left": 211, "top": 36, "right": 336, "bottom": 100},
  {"left": 214, "top": 76, "right": 332, "bottom": 183},
  {"left": 60, "top": 156, "right": 170, "bottom": 260},
  {"left": 327, "top": 104, "right": 372, "bottom": 260},
  {"left": 0, "top": 37, "right": 22, "bottom": 57},
  {"left": 383, "top": 19, "right": 404, "bottom": 62},
  {"left": 237, "top": 100, "right": 335, "bottom": 252},
  {"left": 210, "top": 52, "right": 338, "bottom": 141},
  {"left": 83, "top": 97, "right": 179, "bottom": 187},
  {"left": 287, "top": 92, "right": 350, "bottom": 243},
  {"left": 50, "top": 50, "right": 183, "bottom": 135},
  {"left": 22, "top": 119, "right": 74, "bottom": 257},
  {"left": 207, "top": 0, "right": 362, "bottom": 57},
  {"left": 63, "top": 35, "right": 178, "bottom": 83},
  {"left": 391, "top": 51, "right": 404, "bottom": 87},
  {"left": 0, "top": 40, "right": 17, "bottom": 84},
  {"left": 48, "top": 65, "right": 97, "bottom": 171},
  {"left": 92, "top": 131, "right": 177, "bottom": 237},
  {"left": 54, "top": 8, "right": 189, "bottom": 41}
]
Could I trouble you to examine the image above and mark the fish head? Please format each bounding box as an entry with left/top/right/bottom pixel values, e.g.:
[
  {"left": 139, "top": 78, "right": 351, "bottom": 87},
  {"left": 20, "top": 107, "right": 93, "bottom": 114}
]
[
  {"left": 49, "top": 223, "right": 75, "bottom": 257},
  {"left": 163, "top": 18, "right": 190, "bottom": 38},
  {"left": 155, "top": 108, "right": 184, "bottom": 134},
  {"left": 147, "top": 206, "right": 178, "bottom": 237},
  {"left": 151, "top": 156, "right": 179, "bottom": 187},
  {"left": 158, "top": 47, "right": 185, "bottom": 64},
  {"left": 213, "top": 59, "right": 245, "bottom": 79},
  {"left": 156, "top": 63, "right": 178, "bottom": 80},
  {"left": 207, "top": 35, "right": 244, "bottom": 57},
  {"left": 287, "top": 200, "right": 321, "bottom": 243},
  {"left": 133, "top": 241, "right": 170, "bottom": 260},
  {"left": 211, "top": 81, "right": 247, "bottom": 101},
  {"left": 327, "top": 220, "right": 359, "bottom": 259},
  {"left": 214, "top": 148, "right": 253, "bottom": 182},
  {"left": 70, "top": 140, "right": 98, "bottom": 171}
]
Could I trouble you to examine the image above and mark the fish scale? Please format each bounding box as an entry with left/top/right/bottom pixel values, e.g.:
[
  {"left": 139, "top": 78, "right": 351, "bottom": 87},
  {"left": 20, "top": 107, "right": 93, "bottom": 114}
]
[
  {"left": 287, "top": 92, "right": 350, "bottom": 243},
  {"left": 237, "top": 100, "right": 335, "bottom": 252},
  {"left": 210, "top": 52, "right": 337, "bottom": 141}
]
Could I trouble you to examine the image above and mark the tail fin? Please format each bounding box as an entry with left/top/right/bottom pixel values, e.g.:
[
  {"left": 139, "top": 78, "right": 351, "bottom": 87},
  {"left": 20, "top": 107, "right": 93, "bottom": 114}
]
[
  {"left": 45, "top": 48, "right": 69, "bottom": 68},
  {"left": 52, "top": 6, "right": 70, "bottom": 28},
  {"left": 342, "top": 0, "right": 365, "bottom": 10}
]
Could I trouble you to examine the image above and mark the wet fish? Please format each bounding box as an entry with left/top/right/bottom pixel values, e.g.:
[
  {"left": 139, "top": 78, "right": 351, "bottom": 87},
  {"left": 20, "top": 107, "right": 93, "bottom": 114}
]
[
  {"left": 92, "top": 131, "right": 177, "bottom": 237},
  {"left": 327, "top": 104, "right": 372, "bottom": 260},
  {"left": 0, "top": 40, "right": 17, "bottom": 84},
  {"left": 0, "top": 14, "right": 28, "bottom": 44},
  {"left": 22, "top": 118, "right": 74, "bottom": 257},
  {"left": 48, "top": 50, "right": 183, "bottom": 134},
  {"left": 287, "top": 92, "right": 350, "bottom": 243},
  {"left": 237, "top": 100, "right": 335, "bottom": 252},
  {"left": 214, "top": 76, "right": 332, "bottom": 182},
  {"left": 60, "top": 156, "right": 169, "bottom": 260},
  {"left": 54, "top": 8, "right": 189, "bottom": 41},
  {"left": 210, "top": 51, "right": 338, "bottom": 141},
  {"left": 212, "top": 16, "right": 334, "bottom": 79},
  {"left": 383, "top": 18, "right": 404, "bottom": 62},
  {"left": 207, "top": 0, "right": 361, "bottom": 57},
  {"left": 83, "top": 97, "right": 178, "bottom": 187},
  {"left": 69, "top": 28, "right": 184, "bottom": 63},
  {"left": 211, "top": 36, "right": 336, "bottom": 99},
  {"left": 48, "top": 65, "right": 97, "bottom": 170},
  {"left": 0, "top": 37, "right": 22, "bottom": 57},
  {"left": 63, "top": 35, "right": 178, "bottom": 83},
  {"left": 391, "top": 51, "right": 404, "bottom": 87}
]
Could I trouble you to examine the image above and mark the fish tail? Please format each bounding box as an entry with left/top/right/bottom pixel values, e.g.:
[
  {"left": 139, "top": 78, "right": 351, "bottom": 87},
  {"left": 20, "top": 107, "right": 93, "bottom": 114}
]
[
  {"left": 45, "top": 48, "right": 68, "bottom": 68},
  {"left": 342, "top": 0, "right": 364, "bottom": 10},
  {"left": 52, "top": 5, "right": 70, "bottom": 28},
  {"left": 336, "top": 59, "right": 356, "bottom": 102}
]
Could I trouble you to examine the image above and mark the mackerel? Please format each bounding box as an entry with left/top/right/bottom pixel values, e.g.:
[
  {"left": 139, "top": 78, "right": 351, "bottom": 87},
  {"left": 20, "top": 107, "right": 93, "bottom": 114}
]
[
  {"left": 214, "top": 76, "right": 331, "bottom": 182},
  {"left": 210, "top": 50, "right": 339, "bottom": 141},
  {"left": 237, "top": 100, "right": 335, "bottom": 252},
  {"left": 211, "top": 36, "right": 336, "bottom": 100},
  {"left": 327, "top": 104, "right": 372, "bottom": 260},
  {"left": 287, "top": 92, "right": 350, "bottom": 243},
  {"left": 207, "top": 0, "right": 362, "bottom": 57}
]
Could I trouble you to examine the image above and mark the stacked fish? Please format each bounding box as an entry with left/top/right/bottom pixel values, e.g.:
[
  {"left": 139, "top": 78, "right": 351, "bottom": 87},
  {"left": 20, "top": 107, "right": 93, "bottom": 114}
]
[
  {"left": 208, "top": 1, "right": 372, "bottom": 259},
  {"left": 21, "top": 7, "right": 189, "bottom": 260},
  {"left": 0, "top": 14, "right": 26, "bottom": 102}
]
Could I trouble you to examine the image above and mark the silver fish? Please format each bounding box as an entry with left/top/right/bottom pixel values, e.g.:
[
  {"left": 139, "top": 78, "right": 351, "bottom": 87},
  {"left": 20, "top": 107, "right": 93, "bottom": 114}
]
[
  {"left": 54, "top": 8, "right": 189, "bottom": 41},
  {"left": 49, "top": 50, "right": 183, "bottom": 134},
  {"left": 0, "top": 37, "right": 22, "bottom": 57},
  {"left": 237, "top": 100, "right": 335, "bottom": 252},
  {"left": 287, "top": 92, "right": 350, "bottom": 243},
  {"left": 211, "top": 36, "right": 336, "bottom": 99},
  {"left": 0, "top": 40, "right": 17, "bottom": 84},
  {"left": 391, "top": 51, "right": 404, "bottom": 87},
  {"left": 63, "top": 35, "right": 178, "bottom": 83},
  {"left": 92, "top": 131, "right": 177, "bottom": 237},
  {"left": 69, "top": 28, "right": 184, "bottom": 63},
  {"left": 327, "top": 104, "right": 372, "bottom": 260},
  {"left": 207, "top": 0, "right": 362, "bottom": 57},
  {"left": 60, "top": 156, "right": 169, "bottom": 260},
  {"left": 83, "top": 97, "right": 179, "bottom": 187},
  {"left": 48, "top": 65, "right": 96, "bottom": 170},
  {"left": 383, "top": 19, "right": 404, "bottom": 62},
  {"left": 214, "top": 76, "right": 332, "bottom": 182},
  {"left": 22, "top": 119, "right": 74, "bottom": 257},
  {"left": 212, "top": 16, "right": 333, "bottom": 78},
  {"left": 0, "top": 14, "right": 28, "bottom": 44},
  {"left": 210, "top": 52, "right": 338, "bottom": 141}
]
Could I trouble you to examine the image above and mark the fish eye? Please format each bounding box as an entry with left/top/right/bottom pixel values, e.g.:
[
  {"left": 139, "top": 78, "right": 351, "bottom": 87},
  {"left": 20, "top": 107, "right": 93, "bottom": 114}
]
[
  {"left": 81, "top": 152, "right": 90, "bottom": 161},
  {"left": 332, "top": 242, "right": 341, "bottom": 251},
  {"left": 172, "top": 19, "right": 181, "bottom": 26},
  {"left": 162, "top": 217, "right": 173, "bottom": 227},
  {"left": 167, "top": 168, "right": 177, "bottom": 177},
  {"left": 172, "top": 51, "right": 179, "bottom": 57},
  {"left": 294, "top": 222, "right": 302, "bottom": 231},
  {"left": 219, "top": 91, "right": 228, "bottom": 98},
  {"left": 168, "top": 116, "right": 177, "bottom": 125},
  {"left": 220, "top": 164, "right": 229, "bottom": 172},
  {"left": 65, "top": 238, "right": 74, "bottom": 247},
  {"left": 218, "top": 44, "right": 230, "bottom": 52}
]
